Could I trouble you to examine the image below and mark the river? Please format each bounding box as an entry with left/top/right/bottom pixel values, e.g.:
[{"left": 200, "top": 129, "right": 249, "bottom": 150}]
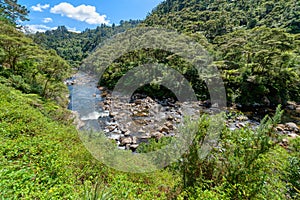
[{"left": 66, "top": 71, "right": 299, "bottom": 150}]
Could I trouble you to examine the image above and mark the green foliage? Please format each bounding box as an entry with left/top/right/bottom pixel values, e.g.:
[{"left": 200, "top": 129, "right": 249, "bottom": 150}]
[
  {"left": 30, "top": 20, "right": 141, "bottom": 67},
  {"left": 214, "top": 27, "right": 300, "bottom": 105},
  {"left": 0, "top": 84, "right": 178, "bottom": 199},
  {"left": 30, "top": 0, "right": 300, "bottom": 107},
  {"left": 0, "top": 14, "right": 178, "bottom": 200},
  {"left": 176, "top": 106, "right": 292, "bottom": 199},
  {"left": 97, "top": 49, "right": 210, "bottom": 100},
  {"left": 142, "top": 0, "right": 300, "bottom": 106},
  {"left": 82, "top": 181, "right": 113, "bottom": 200},
  {"left": 0, "top": 84, "right": 79, "bottom": 198},
  {"left": 0, "top": 0, "right": 29, "bottom": 24},
  {"left": 286, "top": 138, "right": 300, "bottom": 199},
  {"left": 1, "top": 0, "right": 300, "bottom": 199},
  {"left": 137, "top": 137, "right": 174, "bottom": 153},
  {"left": 146, "top": 0, "right": 300, "bottom": 37},
  {"left": 0, "top": 20, "right": 72, "bottom": 103}
]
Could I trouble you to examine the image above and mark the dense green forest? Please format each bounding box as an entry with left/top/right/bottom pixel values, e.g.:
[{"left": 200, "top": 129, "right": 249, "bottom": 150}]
[
  {"left": 0, "top": 0, "right": 300, "bottom": 199},
  {"left": 143, "top": 0, "right": 300, "bottom": 106},
  {"left": 30, "top": 20, "right": 141, "bottom": 67},
  {"left": 82, "top": 0, "right": 300, "bottom": 107}
]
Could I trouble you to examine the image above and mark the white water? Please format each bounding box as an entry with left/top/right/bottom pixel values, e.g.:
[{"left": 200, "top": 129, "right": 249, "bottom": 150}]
[{"left": 81, "top": 111, "right": 110, "bottom": 121}]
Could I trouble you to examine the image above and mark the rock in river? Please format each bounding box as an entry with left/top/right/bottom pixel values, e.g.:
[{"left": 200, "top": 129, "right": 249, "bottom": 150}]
[{"left": 285, "top": 122, "right": 299, "bottom": 132}]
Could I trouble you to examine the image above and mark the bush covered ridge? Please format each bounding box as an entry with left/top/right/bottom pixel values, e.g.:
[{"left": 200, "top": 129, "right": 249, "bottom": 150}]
[
  {"left": 144, "top": 0, "right": 300, "bottom": 106},
  {"left": 30, "top": 20, "right": 141, "bottom": 68},
  {"left": 0, "top": 0, "right": 299, "bottom": 199},
  {"left": 88, "top": 0, "right": 300, "bottom": 106},
  {"left": 145, "top": 0, "right": 300, "bottom": 36},
  {"left": 0, "top": 20, "right": 71, "bottom": 105}
]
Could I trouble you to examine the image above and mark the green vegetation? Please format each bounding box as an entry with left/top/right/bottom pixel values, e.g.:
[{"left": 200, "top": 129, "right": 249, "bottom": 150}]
[
  {"left": 85, "top": 0, "right": 300, "bottom": 106},
  {"left": 0, "top": 0, "right": 29, "bottom": 24},
  {"left": 0, "top": 84, "right": 178, "bottom": 199},
  {"left": 30, "top": 20, "right": 141, "bottom": 67},
  {"left": 0, "top": 0, "right": 299, "bottom": 199},
  {"left": 0, "top": 19, "right": 71, "bottom": 104},
  {"left": 144, "top": 0, "right": 300, "bottom": 106}
]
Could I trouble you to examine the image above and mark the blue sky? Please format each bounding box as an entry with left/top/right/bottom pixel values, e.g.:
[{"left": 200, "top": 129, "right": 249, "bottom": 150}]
[{"left": 19, "top": 0, "right": 163, "bottom": 33}]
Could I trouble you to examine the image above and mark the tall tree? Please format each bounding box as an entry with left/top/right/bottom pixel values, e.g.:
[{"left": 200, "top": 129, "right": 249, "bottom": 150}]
[{"left": 0, "top": 0, "right": 29, "bottom": 24}]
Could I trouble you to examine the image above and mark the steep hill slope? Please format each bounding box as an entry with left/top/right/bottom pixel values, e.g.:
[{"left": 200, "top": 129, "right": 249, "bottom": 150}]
[
  {"left": 84, "top": 0, "right": 300, "bottom": 106},
  {"left": 145, "top": 0, "right": 300, "bottom": 40},
  {"left": 143, "top": 0, "right": 300, "bottom": 106}
]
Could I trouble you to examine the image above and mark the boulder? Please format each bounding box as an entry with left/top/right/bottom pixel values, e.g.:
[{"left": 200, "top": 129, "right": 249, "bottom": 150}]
[
  {"left": 130, "top": 144, "right": 139, "bottom": 150},
  {"left": 164, "top": 121, "right": 174, "bottom": 130},
  {"left": 276, "top": 124, "right": 285, "bottom": 132},
  {"left": 98, "top": 86, "right": 105, "bottom": 90},
  {"left": 151, "top": 132, "right": 164, "bottom": 140},
  {"left": 159, "top": 126, "right": 169, "bottom": 133},
  {"left": 237, "top": 115, "right": 249, "bottom": 121},
  {"left": 119, "top": 126, "right": 127, "bottom": 133},
  {"left": 124, "top": 130, "right": 131, "bottom": 136},
  {"left": 285, "top": 122, "right": 299, "bottom": 132},
  {"left": 109, "top": 112, "right": 119, "bottom": 117},
  {"left": 236, "top": 123, "right": 246, "bottom": 128},
  {"left": 282, "top": 138, "right": 289, "bottom": 146},
  {"left": 288, "top": 133, "right": 299, "bottom": 139},
  {"left": 287, "top": 101, "right": 297, "bottom": 110},
  {"left": 287, "top": 105, "right": 296, "bottom": 110},
  {"left": 120, "top": 137, "right": 132, "bottom": 146},
  {"left": 135, "top": 112, "right": 148, "bottom": 117},
  {"left": 103, "top": 105, "right": 110, "bottom": 110},
  {"left": 134, "top": 99, "right": 142, "bottom": 105},
  {"left": 296, "top": 106, "right": 300, "bottom": 114},
  {"left": 132, "top": 136, "right": 137, "bottom": 144},
  {"left": 167, "top": 115, "right": 174, "bottom": 121},
  {"left": 101, "top": 91, "right": 108, "bottom": 97},
  {"left": 175, "top": 118, "right": 181, "bottom": 123},
  {"left": 107, "top": 125, "right": 117, "bottom": 132}
]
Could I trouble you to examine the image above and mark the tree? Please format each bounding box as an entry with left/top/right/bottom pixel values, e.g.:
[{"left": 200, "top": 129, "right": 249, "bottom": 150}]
[
  {"left": 37, "top": 50, "right": 71, "bottom": 98},
  {"left": 0, "top": 0, "right": 29, "bottom": 24},
  {"left": 214, "top": 27, "right": 300, "bottom": 106},
  {"left": 0, "top": 20, "right": 30, "bottom": 70}
]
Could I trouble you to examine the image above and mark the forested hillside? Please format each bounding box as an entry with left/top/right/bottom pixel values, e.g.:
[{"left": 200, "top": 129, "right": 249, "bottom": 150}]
[
  {"left": 31, "top": 20, "right": 141, "bottom": 67},
  {"left": 85, "top": 0, "right": 300, "bottom": 107},
  {"left": 0, "top": 0, "right": 300, "bottom": 199},
  {"left": 0, "top": 21, "right": 71, "bottom": 104},
  {"left": 143, "top": 0, "right": 300, "bottom": 106},
  {"left": 145, "top": 0, "right": 300, "bottom": 37}
]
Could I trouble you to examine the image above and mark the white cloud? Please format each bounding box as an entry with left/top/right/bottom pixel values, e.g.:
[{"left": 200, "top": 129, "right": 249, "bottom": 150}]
[
  {"left": 42, "top": 17, "right": 53, "bottom": 23},
  {"left": 23, "top": 24, "right": 81, "bottom": 34},
  {"left": 50, "top": 2, "right": 109, "bottom": 25},
  {"left": 31, "top": 3, "right": 50, "bottom": 12},
  {"left": 23, "top": 24, "right": 55, "bottom": 33},
  {"left": 67, "top": 27, "right": 81, "bottom": 33}
]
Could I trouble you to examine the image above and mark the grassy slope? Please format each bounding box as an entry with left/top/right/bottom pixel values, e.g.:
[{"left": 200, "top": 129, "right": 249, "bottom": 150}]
[{"left": 0, "top": 84, "right": 177, "bottom": 199}]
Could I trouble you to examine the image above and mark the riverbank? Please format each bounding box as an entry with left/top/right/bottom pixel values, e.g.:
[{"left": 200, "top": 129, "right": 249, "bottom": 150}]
[
  {"left": 98, "top": 88, "right": 299, "bottom": 151},
  {"left": 66, "top": 72, "right": 300, "bottom": 152}
]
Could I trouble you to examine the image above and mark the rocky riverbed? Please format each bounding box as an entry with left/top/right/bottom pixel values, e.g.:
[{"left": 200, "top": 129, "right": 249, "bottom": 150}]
[
  {"left": 67, "top": 72, "right": 300, "bottom": 152},
  {"left": 98, "top": 89, "right": 300, "bottom": 151}
]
